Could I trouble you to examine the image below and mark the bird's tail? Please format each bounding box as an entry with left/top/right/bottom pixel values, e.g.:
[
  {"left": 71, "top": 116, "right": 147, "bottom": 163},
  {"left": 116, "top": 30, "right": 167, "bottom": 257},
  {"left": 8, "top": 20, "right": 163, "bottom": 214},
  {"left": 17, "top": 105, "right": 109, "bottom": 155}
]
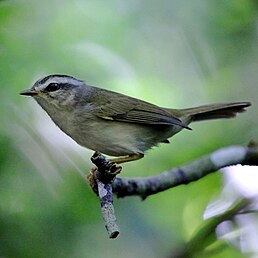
[{"left": 177, "top": 102, "right": 251, "bottom": 122}]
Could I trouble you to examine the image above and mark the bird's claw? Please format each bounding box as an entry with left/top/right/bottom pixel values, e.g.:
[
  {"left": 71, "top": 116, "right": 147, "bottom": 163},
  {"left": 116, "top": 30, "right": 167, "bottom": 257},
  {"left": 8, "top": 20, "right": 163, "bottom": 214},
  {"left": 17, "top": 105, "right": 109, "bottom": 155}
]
[{"left": 87, "top": 152, "right": 122, "bottom": 194}]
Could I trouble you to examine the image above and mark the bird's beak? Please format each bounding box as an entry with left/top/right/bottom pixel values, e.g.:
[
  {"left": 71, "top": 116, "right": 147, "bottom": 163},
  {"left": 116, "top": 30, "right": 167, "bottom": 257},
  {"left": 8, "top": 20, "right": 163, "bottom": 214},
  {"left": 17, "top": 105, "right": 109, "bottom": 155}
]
[{"left": 19, "top": 89, "right": 38, "bottom": 96}]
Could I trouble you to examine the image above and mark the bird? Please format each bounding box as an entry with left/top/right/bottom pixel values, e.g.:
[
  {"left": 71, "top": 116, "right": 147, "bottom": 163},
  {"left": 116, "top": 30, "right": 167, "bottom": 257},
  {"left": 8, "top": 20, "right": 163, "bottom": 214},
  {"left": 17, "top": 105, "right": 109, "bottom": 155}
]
[{"left": 20, "top": 74, "right": 251, "bottom": 164}]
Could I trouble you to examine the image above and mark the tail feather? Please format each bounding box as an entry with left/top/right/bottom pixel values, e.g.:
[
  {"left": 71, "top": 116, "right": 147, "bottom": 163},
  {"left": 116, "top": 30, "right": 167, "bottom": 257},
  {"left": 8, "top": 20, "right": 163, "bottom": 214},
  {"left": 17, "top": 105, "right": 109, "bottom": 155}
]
[{"left": 179, "top": 102, "right": 251, "bottom": 122}]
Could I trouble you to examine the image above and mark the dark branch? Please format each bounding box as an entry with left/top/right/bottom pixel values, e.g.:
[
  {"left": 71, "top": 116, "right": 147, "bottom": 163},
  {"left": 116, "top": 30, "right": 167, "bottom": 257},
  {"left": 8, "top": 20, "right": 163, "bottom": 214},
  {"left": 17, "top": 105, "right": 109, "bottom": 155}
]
[{"left": 112, "top": 144, "right": 258, "bottom": 199}]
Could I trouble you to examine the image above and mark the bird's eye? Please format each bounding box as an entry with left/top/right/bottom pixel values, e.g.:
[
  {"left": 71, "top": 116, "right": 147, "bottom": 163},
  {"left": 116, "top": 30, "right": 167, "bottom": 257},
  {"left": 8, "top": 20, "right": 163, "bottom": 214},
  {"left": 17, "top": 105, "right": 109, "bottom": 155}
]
[{"left": 45, "top": 83, "right": 60, "bottom": 92}]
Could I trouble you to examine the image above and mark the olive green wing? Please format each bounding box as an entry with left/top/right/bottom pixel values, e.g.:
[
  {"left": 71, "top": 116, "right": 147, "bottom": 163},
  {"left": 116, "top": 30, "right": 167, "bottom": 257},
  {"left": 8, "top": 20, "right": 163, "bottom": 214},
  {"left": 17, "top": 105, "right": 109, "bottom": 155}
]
[{"left": 91, "top": 89, "right": 189, "bottom": 128}]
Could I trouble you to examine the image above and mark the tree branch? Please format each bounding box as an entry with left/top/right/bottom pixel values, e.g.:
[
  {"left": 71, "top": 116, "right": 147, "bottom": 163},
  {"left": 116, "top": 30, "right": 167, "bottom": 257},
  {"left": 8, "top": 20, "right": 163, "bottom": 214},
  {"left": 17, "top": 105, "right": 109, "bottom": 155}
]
[
  {"left": 87, "top": 143, "right": 258, "bottom": 239},
  {"left": 112, "top": 144, "right": 258, "bottom": 199}
]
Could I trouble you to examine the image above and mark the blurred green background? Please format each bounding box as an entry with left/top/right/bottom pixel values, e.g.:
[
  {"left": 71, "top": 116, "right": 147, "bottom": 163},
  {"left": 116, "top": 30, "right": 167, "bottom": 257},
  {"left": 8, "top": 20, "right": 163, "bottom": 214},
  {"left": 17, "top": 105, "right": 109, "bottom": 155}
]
[{"left": 0, "top": 0, "right": 257, "bottom": 257}]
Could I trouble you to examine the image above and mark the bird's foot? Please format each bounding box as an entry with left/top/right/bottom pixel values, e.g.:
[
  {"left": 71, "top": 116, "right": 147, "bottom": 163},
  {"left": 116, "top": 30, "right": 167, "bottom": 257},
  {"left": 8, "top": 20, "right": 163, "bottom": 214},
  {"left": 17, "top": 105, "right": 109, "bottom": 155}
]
[{"left": 86, "top": 151, "right": 122, "bottom": 195}]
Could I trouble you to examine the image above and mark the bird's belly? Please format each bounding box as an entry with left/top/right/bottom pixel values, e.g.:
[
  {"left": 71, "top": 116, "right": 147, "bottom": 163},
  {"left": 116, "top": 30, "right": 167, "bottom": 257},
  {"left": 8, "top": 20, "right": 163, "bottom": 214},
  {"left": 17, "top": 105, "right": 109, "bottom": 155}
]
[
  {"left": 71, "top": 119, "right": 181, "bottom": 157},
  {"left": 49, "top": 109, "right": 184, "bottom": 157}
]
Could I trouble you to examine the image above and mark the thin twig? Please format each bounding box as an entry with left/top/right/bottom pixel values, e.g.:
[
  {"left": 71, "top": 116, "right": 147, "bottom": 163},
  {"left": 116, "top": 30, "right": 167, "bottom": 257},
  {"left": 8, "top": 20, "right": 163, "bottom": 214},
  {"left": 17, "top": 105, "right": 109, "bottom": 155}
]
[
  {"left": 87, "top": 152, "right": 121, "bottom": 239},
  {"left": 96, "top": 179, "right": 119, "bottom": 239}
]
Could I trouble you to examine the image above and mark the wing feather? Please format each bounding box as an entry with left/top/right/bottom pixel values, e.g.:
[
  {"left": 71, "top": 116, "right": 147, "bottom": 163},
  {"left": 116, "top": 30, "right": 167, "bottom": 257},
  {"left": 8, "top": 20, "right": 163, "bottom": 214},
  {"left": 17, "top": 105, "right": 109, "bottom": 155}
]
[{"left": 89, "top": 87, "right": 189, "bottom": 129}]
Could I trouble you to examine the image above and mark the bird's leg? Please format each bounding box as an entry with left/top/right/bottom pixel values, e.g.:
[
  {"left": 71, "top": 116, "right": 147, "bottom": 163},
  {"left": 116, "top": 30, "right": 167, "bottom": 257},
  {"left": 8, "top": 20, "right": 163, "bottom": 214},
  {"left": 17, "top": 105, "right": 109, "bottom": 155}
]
[{"left": 110, "top": 153, "right": 144, "bottom": 164}]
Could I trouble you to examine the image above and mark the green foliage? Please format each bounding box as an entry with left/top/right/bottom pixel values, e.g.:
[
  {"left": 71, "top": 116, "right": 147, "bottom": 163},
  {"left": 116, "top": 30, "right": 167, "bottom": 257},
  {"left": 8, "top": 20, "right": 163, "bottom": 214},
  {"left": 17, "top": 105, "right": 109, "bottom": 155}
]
[{"left": 0, "top": 0, "right": 257, "bottom": 257}]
